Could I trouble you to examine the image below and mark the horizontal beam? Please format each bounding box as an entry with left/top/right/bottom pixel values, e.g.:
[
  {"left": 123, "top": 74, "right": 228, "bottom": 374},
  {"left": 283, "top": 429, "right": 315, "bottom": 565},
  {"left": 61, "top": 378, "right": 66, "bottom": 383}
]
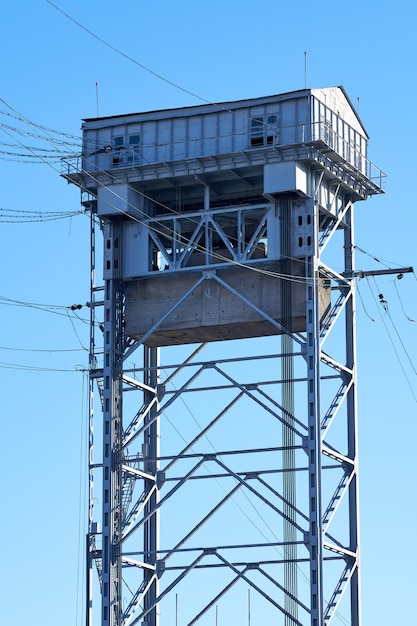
[{"left": 353, "top": 266, "right": 413, "bottom": 278}]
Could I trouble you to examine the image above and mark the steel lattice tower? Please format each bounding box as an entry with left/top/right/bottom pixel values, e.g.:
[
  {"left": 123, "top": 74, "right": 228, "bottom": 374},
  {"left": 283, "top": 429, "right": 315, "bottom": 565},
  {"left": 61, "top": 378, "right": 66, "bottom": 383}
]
[{"left": 64, "top": 87, "right": 385, "bottom": 626}]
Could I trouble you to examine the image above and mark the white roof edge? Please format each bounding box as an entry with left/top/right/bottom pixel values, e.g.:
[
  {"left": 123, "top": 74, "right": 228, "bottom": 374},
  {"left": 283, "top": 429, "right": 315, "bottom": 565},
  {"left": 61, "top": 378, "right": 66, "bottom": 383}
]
[
  {"left": 82, "top": 88, "right": 314, "bottom": 125},
  {"left": 82, "top": 86, "right": 369, "bottom": 139}
]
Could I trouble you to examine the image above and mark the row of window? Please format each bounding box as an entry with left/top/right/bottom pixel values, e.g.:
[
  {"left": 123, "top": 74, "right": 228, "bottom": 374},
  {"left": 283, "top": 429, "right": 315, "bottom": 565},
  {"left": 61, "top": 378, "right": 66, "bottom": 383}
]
[
  {"left": 110, "top": 115, "right": 279, "bottom": 166},
  {"left": 250, "top": 114, "right": 278, "bottom": 147},
  {"left": 95, "top": 110, "right": 367, "bottom": 173},
  {"left": 112, "top": 134, "right": 140, "bottom": 167}
]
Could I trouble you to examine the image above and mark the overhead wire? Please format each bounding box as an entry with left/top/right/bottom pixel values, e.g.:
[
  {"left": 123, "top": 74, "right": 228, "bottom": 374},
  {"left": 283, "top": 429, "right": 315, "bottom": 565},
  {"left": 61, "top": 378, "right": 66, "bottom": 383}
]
[
  {"left": 0, "top": 6, "right": 376, "bottom": 304},
  {"left": 0, "top": 361, "right": 84, "bottom": 372},
  {"left": 0, "top": 207, "right": 85, "bottom": 222},
  {"left": 33, "top": 6, "right": 370, "bottom": 622},
  {"left": 70, "top": 161, "right": 313, "bottom": 286},
  {"left": 66, "top": 310, "right": 89, "bottom": 351},
  {"left": 45, "top": 0, "right": 229, "bottom": 109},
  {"left": 0, "top": 108, "right": 97, "bottom": 369},
  {"left": 0, "top": 94, "right": 314, "bottom": 287},
  {"left": 0, "top": 120, "right": 81, "bottom": 147},
  {"left": 45, "top": 0, "right": 307, "bottom": 151},
  {"left": 0, "top": 100, "right": 84, "bottom": 143},
  {"left": 371, "top": 277, "right": 417, "bottom": 377},
  {"left": 0, "top": 118, "right": 80, "bottom": 164},
  {"left": 0, "top": 63, "right": 324, "bottom": 290},
  {"left": 0, "top": 294, "right": 88, "bottom": 319},
  {"left": 3, "top": 10, "right": 397, "bottom": 621},
  {"left": 356, "top": 282, "right": 376, "bottom": 322},
  {"left": 354, "top": 245, "right": 408, "bottom": 271},
  {"left": 366, "top": 277, "right": 417, "bottom": 403},
  {"left": 393, "top": 279, "right": 416, "bottom": 323},
  {"left": 0, "top": 345, "right": 84, "bottom": 353},
  {"left": 5, "top": 8, "right": 411, "bottom": 383},
  {"left": 0, "top": 139, "right": 78, "bottom": 160},
  {"left": 355, "top": 244, "right": 417, "bottom": 321},
  {"left": 0, "top": 155, "right": 70, "bottom": 165}
]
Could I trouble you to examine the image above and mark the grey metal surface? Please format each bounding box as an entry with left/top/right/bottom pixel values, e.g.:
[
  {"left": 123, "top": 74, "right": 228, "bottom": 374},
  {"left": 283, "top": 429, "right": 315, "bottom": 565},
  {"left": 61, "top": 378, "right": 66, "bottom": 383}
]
[{"left": 68, "top": 87, "right": 385, "bottom": 626}]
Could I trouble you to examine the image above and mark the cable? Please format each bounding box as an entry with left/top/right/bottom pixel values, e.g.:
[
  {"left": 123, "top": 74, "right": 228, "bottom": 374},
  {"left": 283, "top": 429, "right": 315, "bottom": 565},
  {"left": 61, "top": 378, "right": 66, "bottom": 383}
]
[
  {"left": 17, "top": 19, "right": 348, "bottom": 616},
  {"left": 357, "top": 282, "right": 376, "bottom": 321},
  {"left": 66, "top": 311, "right": 89, "bottom": 351},
  {"left": 0, "top": 207, "right": 85, "bottom": 223},
  {"left": 367, "top": 277, "right": 417, "bottom": 403},
  {"left": 0, "top": 100, "right": 311, "bottom": 286},
  {"left": 0, "top": 100, "right": 84, "bottom": 143},
  {"left": 0, "top": 120, "right": 81, "bottom": 147},
  {"left": 72, "top": 162, "right": 315, "bottom": 287},
  {"left": 0, "top": 360, "right": 85, "bottom": 372},
  {"left": 0, "top": 297, "right": 92, "bottom": 335},
  {"left": 0, "top": 94, "right": 331, "bottom": 291},
  {"left": 0, "top": 21, "right": 378, "bottom": 302},
  {"left": 0, "top": 138, "right": 79, "bottom": 152},
  {"left": 372, "top": 282, "right": 417, "bottom": 378},
  {"left": 354, "top": 245, "right": 408, "bottom": 270},
  {"left": 393, "top": 279, "right": 416, "bottom": 322},
  {"left": 45, "top": 0, "right": 226, "bottom": 108},
  {"left": 45, "top": 0, "right": 288, "bottom": 151},
  {"left": 0, "top": 345, "right": 84, "bottom": 353}
]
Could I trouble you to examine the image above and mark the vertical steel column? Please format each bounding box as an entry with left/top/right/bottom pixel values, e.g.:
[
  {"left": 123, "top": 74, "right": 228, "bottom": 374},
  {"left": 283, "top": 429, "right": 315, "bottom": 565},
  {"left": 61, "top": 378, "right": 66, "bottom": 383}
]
[
  {"left": 280, "top": 197, "right": 298, "bottom": 624},
  {"left": 142, "top": 345, "right": 160, "bottom": 626},
  {"left": 86, "top": 204, "right": 96, "bottom": 626},
  {"left": 306, "top": 199, "right": 324, "bottom": 626},
  {"left": 102, "top": 219, "right": 124, "bottom": 626},
  {"left": 344, "top": 205, "right": 361, "bottom": 626}
]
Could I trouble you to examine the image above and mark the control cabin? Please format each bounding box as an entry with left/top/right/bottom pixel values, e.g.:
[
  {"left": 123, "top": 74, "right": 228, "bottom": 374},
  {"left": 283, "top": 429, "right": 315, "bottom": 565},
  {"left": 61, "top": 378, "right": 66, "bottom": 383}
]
[{"left": 65, "top": 87, "right": 385, "bottom": 345}]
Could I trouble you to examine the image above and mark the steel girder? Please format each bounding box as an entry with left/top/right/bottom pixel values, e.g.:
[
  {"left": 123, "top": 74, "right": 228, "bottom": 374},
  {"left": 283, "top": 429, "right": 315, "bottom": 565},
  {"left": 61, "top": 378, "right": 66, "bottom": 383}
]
[{"left": 86, "top": 190, "right": 361, "bottom": 626}]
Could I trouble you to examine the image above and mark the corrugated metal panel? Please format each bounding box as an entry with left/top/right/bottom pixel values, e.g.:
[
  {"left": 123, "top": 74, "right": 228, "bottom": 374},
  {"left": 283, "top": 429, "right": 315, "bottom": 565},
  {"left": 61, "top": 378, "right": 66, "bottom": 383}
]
[
  {"left": 74, "top": 87, "right": 384, "bottom": 201},
  {"left": 82, "top": 90, "right": 316, "bottom": 171}
]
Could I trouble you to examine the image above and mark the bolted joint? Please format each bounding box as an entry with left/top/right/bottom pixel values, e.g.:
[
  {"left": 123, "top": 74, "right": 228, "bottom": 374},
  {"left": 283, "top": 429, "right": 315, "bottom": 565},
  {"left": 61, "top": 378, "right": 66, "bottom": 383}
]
[
  {"left": 156, "top": 383, "right": 166, "bottom": 400},
  {"left": 156, "top": 470, "right": 166, "bottom": 489},
  {"left": 156, "top": 559, "right": 166, "bottom": 578}
]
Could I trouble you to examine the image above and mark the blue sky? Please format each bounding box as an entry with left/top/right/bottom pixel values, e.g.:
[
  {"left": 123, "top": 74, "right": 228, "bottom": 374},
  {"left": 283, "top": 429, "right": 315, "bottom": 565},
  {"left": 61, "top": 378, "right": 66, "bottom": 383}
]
[{"left": 1, "top": 1, "right": 416, "bottom": 625}]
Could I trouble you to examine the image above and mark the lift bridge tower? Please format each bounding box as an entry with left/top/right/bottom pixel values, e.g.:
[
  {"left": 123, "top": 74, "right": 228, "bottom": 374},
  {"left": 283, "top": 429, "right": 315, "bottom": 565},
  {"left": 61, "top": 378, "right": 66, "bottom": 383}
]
[{"left": 65, "top": 87, "right": 385, "bottom": 626}]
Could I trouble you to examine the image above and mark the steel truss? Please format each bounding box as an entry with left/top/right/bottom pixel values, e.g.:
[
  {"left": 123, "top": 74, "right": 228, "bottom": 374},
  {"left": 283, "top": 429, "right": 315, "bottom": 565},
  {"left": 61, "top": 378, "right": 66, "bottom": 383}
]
[{"left": 86, "top": 186, "right": 362, "bottom": 626}]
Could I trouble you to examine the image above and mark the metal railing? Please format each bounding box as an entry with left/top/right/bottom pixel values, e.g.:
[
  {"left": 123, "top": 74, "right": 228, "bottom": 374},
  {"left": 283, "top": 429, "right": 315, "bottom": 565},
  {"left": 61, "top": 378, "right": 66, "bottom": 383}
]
[
  {"left": 62, "top": 121, "right": 386, "bottom": 193},
  {"left": 308, "top": 121, "right": 386, "bottom": 191}
]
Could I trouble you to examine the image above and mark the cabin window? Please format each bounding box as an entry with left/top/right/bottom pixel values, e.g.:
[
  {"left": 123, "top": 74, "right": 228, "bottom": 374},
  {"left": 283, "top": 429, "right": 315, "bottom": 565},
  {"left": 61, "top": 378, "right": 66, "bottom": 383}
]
[
  {"left": 112, "top": 135, "right": 125, "bottom": 167},
  {"left": 127, "top": 134, "right": 140, "bottom": 165},
  {"left": 250, "top": 115, "right": 278, "bottom": 147},
  {"left": 250, "top": 117, "right": 264, "bottom": 146},
  {"left": 266, "top": 115, "right": 277, "bottom": 145}
]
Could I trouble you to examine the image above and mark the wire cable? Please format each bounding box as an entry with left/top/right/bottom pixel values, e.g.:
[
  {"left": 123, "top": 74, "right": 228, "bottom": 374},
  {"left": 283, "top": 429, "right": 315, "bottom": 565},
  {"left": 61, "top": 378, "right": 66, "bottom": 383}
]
[
  {"left": 0, "top": 207, "right": 85, "bottom": 222},
  {"left": 0, "top": 94, "right": 339, "bottom": 293},
  {"left": 0, "top": 294, "right": 89, "bottom": 320},
  {"left": 393, "top": 279, "right": 416, "bottom": 322},
  {"left": 366, "top": 277, "right": 417, "bottom": 403},
  {"left": 354, "top": 245, "right": 408, "bottom": 270},
  {"left": 0, "top": 345, "right": 84, "bottom": 353},
  {"left": 0, "top": 97, "right": 315, "bottom": 288},
  {"left": 0, "top": 361, "right": 85, "bottom": 372},
  {"left": 45, "top": 0, "right": 227, "bottom": 108},
  {"left": 356, "top": 282, "right": 376, "bottom": 321}
]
